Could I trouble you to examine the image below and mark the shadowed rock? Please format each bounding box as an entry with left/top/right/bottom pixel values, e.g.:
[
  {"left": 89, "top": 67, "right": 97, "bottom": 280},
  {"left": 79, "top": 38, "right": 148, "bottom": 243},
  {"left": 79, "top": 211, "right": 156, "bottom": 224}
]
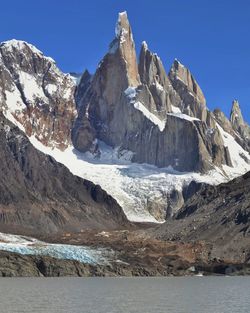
[{"left": 0, "top": 113, "right": 128, "bottom": 236}]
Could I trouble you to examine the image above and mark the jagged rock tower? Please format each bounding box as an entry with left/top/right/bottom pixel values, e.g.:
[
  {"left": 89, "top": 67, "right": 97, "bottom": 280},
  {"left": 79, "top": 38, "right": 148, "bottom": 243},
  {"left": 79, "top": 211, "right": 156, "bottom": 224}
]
[{"left": 73, "top": 12, "right": 236, "bottom": 172}]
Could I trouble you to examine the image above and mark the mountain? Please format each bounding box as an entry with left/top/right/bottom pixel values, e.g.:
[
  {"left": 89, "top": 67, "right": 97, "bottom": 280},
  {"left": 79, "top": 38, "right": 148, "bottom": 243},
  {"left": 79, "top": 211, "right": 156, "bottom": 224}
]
[
  {"left": 230, "top": 100, "right": 250, "bottom": 152},
  {"left": 152, "top": 171, "right": 250, "bottom": 263},
  {"left": 72, "top": 12, "right": 250, "bottom": 175},
  {"left": 0, "top": 113, "right": 128, "bottom": 236},
  {"left": 0, "top": 12, "right": 250, "bottom": 224},
  {"left": 0, "top": 39, "right": 76, "bottom": 150}
]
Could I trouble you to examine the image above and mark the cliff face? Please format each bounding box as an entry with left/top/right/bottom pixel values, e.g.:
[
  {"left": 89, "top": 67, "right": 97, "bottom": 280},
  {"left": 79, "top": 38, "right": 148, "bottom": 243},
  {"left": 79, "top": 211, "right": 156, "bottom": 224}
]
[
  {"left": 230, "top": 100, "right": 250, "bottom": 152},
  {"left": 73, "top": 12, "right": 240, "bottom": 172},
  {"left": 169, "top": 59, "right": 207, "bottom": 121},
  {"left": 0, "top": 113, "right": 128, "bottom": 236},
  {"left": 0, "top": 40, "right": 76, "bottom": 150}
]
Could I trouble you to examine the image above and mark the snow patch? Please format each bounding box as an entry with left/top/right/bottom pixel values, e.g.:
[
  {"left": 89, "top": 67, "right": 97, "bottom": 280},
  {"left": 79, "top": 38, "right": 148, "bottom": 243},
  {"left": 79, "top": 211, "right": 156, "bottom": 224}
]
[
  {"left": 45, "top": 84, "right": 57, "bottom": 94},
  {"left": 167, "top": 112, "right": 199, "bottom": 122},
  {"left": 171, "top": 105, "right": 181, "bottom": 114},
  {"left": 69, "top": 74, "right": 82, "bottom": 86},
  {"left": 18, "top": 71, "right": 46, "bottom": 102},
  {"left": 217, "top": 123, "right": 250, "bottom": 178},
  {"left": 124, "top": 86, "right": 137, "bottom": 101},
  {"left": 5, "top": 87, "right": 26, "bottom": 112},
  {"left": 134, "top": 101, "right": 166, "bottom": 131},
  {"left": 154, "top": 81, "right": 164, "bottom": 91}
]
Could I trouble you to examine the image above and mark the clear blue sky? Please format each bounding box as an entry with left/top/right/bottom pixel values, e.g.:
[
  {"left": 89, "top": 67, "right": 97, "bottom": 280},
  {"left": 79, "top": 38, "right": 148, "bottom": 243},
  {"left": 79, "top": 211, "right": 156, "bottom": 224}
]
[{"left": 0, "top": 0, "right": 250, "bottom": 122}]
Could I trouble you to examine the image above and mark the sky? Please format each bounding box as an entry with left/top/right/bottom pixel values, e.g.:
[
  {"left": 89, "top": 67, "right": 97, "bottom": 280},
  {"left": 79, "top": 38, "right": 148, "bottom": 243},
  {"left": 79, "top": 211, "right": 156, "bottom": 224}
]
[{"left": 0, "top": 0, "right": 250, "bottom": 122}]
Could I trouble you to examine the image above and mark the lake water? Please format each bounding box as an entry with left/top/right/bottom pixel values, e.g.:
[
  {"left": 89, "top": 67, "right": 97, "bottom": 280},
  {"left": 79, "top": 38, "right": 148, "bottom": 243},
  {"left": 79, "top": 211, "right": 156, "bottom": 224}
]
[{"left": 0, "top": 277, "right": 249, "bottom": 313}]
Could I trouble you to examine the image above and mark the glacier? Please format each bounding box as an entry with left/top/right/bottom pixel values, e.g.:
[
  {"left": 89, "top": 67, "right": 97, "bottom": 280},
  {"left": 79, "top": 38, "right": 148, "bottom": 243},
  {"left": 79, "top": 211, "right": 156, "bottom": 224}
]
[{"left": 0, "top": 233, "right": 113, "bottom": 265}]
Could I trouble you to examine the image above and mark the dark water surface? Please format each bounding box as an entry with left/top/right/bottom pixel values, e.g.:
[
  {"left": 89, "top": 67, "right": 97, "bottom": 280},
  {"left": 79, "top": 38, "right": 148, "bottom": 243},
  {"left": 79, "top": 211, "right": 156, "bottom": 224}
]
[{"left": 0, "top": 277, "right": 249, "bottom": 313}]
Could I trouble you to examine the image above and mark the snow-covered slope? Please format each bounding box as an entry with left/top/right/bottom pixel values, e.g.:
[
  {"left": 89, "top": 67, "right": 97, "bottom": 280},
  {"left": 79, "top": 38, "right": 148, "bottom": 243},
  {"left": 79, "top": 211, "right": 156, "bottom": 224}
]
[
  {"left": 27, "top": 133, "right": 250, "bottom": 223},
  {"left": 5, "top": 107, "right": 250, "bottom": 223}
]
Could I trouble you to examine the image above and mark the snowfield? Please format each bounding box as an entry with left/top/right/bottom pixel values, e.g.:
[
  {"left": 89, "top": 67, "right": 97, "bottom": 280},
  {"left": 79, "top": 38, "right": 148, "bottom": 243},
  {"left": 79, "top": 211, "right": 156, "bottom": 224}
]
[{"left": 28, "top": 135, "right": 250, "bottom": 223}]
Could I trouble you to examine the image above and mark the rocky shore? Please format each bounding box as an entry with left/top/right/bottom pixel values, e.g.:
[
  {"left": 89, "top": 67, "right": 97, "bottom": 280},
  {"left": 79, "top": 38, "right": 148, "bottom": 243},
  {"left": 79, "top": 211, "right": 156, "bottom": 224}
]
[
  {"left": 0, "top": 250, "right": 249, "bottom": 277},
  {"left": 0, "top": 228, "right": 249, "bottom": 277}
]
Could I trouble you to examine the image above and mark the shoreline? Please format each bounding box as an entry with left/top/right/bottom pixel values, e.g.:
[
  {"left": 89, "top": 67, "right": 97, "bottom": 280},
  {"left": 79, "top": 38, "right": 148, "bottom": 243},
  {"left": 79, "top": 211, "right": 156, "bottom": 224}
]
[{"left": 0, "top": 250, "right": 249, "bottom": 277}]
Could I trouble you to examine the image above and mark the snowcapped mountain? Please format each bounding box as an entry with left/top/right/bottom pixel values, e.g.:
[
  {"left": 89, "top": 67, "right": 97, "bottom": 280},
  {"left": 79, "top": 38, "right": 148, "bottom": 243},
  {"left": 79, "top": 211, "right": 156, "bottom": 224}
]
[
  {"left": 0, "top": 39, "right": 76, "bottom": 149},
  {"left": 1, "top": 12, "right": 250, "bottom": 223}
]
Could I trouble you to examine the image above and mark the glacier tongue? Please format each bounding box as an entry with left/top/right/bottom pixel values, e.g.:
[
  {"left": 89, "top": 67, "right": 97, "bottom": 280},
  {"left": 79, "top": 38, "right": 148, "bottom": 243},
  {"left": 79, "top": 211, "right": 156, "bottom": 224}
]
[{"left": 0, "top": 232, "right": 112, "bottom": 265}]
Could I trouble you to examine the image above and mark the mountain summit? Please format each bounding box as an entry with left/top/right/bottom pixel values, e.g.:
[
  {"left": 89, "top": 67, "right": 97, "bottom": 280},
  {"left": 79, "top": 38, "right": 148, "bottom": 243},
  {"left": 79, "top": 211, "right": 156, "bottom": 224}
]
[{"left": 72, "top": 12, "right": 250, "bottom": 174}]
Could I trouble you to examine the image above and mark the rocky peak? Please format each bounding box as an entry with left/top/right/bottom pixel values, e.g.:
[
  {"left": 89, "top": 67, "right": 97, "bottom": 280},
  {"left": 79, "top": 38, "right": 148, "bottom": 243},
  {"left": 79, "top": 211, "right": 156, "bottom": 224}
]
[
  {"left": 213, "top": 108, "right": 233, "bottom": 133},
  {"left": 73, "top": 12, "right": 240, "bottom": 173},
  {"left": 139, "top": 40, "right": 168, "bottom": 87},
  {"left": 138, "top": 41, "right": 181, "bottom": 116},
  {"left": 75, "top": 69, "right": 92, "bottom": 107},
  {"left": 109, "top": 11, "right": 140, "bottom": 87},
  {"left": 169, "top": 59, "right": 207, "bottom": 121},
  {"left": 73, "top": 12, "right": 142, "bottom": 152},
  {"left": 230, "top": 100, "right": 244, "bottom": 127},
  {"left": 229, "top": 100, "right": 250, "bottom": 152},
  {"left": 169, "top": 59, "right": 206, "bottom": 105},
  {"left": 0, "top": 39, "right": 56, "bottom": 64},
  {"left": 0, "top": 39, "right": 76, "bottom": 150}
]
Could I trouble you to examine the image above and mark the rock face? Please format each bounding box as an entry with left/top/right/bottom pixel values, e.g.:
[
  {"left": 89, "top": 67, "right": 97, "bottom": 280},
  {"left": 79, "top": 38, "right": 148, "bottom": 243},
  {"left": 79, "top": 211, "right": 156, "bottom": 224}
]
[
  {"left": 73, "top": 12, "right": 238, "bottom": 172},
  {"left": 230, "top": 100, "right": 250, "bottom": 152},
  {"left": 212, "top": 101, "right": 250, "bottom": 154},
  {"left": 0, "top": 113, "right": 128, "bottom": 236},
  {"left": 0, "top": 40, "right": 76, "bottom": 150},
  {"left": 169, "top": 59, "right": 207, "bottom": 121},
  {"left": 153, "top": 171, "right": 250, "bottom": 262},
  {"left": 138, "top": 41, "right": 179, "bottom": 118}
]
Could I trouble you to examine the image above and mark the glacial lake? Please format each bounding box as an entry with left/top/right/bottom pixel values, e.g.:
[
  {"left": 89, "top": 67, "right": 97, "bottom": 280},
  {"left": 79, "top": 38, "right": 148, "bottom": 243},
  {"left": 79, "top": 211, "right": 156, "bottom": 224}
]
[{"left": 0, "top": 277, "right": 249, "bottom": 313}]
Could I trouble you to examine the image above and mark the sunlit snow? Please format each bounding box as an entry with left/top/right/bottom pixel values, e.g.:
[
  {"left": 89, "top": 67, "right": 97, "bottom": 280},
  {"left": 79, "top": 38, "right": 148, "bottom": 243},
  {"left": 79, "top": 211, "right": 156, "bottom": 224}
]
[{"left": 28, "top": 136, "right": 236, "bottom": 223}]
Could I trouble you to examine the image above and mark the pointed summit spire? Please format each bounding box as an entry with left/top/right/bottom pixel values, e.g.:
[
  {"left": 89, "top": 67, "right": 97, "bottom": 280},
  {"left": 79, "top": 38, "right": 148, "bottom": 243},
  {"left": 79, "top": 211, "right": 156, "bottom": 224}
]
[
  {"left": 108, "top": 11, "right": 140, "bottom": 86},
  {"left": 169, "top": 59, "right": 205, "bottom": 106},
  {"left": 230, "top": 100, "right": 244, "bottom": 125},
  {"left": 229, "top": 100, "right": 250, "bottom": 152},
  {"left": 138, "top": 41, "right": 168, "bottom": 87},
  {"left": 115, "top": 11, "right": 130, "bottom": 41}
]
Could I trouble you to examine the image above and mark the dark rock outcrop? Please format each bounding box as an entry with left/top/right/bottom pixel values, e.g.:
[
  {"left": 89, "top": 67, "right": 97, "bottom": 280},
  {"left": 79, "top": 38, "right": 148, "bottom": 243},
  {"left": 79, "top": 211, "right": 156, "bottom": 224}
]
[
  {"left": 152, "top": 171, "right": 250, "bottom": 262},
  {"left": 0, "top": 113, "right": 128, "bottom": 236}
]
